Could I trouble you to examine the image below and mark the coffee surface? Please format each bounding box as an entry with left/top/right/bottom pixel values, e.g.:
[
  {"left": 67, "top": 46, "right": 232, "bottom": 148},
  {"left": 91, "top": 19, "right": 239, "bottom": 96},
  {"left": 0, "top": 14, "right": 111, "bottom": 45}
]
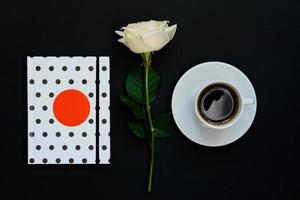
[{"left": 199, "top": 85, "right": 236, "bottom": 123}]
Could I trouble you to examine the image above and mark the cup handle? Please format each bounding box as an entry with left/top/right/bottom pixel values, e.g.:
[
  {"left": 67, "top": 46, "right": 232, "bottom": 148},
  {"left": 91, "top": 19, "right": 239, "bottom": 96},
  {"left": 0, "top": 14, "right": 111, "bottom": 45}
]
[{"left": 243, "top": 97, "right": 255, "bottom": 105}]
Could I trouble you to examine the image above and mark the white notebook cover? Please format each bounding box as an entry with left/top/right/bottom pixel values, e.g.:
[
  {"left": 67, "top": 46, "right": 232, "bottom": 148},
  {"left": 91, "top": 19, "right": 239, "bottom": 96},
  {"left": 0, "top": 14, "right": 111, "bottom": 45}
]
[{"left": 27, "top": 56, "right": 110, "bottom": 164}]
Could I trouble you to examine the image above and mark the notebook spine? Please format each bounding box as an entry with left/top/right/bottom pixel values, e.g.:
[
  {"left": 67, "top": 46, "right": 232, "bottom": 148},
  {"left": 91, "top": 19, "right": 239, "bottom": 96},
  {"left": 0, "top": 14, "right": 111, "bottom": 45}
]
[{"left": 99, "top": 57, "right": 110, "bottom": 164}]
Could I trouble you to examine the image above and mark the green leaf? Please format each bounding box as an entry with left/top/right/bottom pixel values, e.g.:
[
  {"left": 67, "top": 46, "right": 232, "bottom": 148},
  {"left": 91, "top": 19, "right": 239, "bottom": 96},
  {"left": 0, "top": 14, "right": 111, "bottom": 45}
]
[
  {"left": 127, "top": 121, "right": 146, "bottom": 139},
  {"left": 120, "top": 95, "right": 144, "bottom": 119},
  {"left": 153, "top": 112, "right": 174, "bottom": 138},
  {"left": 126, "top": 67, "right": 160, "bottom": 104}
]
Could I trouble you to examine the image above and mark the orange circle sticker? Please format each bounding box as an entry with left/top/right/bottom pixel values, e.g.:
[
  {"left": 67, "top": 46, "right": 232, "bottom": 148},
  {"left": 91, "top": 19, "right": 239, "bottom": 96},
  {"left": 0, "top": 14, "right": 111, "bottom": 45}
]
[{"left": 53, "top": 89, "right": 90, "bottom": 126}]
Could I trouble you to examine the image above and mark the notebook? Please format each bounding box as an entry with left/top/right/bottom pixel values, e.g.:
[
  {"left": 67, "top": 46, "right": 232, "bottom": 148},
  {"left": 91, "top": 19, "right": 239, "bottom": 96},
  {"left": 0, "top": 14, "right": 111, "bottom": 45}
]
[{"left": 27, "top": 56, "right": 110, "bottom": 164}]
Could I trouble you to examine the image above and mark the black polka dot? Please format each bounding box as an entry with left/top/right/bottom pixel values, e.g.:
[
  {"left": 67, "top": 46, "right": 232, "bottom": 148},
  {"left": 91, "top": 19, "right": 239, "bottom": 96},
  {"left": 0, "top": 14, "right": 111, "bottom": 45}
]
[
  {"left": 69, "top": 79, "right": 74, "bottom": 84},
  {"left": 42, "top": 158, "right": 48, "bottom": 163},
  {"left": 75, "top": 145, "right": 81, "bottom": 150},
  {"left": 36, "top": 145, "right": 41, "bottom": 150},
  {"left": 56, "top": 158, "right": 61, "bottom": 163},
  {"left": 89, "top": 119, "right": 94, "bottom": 124},
  {"left": 89, "top": 93, "right": 94, "bottom": 97},
  {"left": 88, "top": 145, "right": 94, "bottom": 150},
  {"left": 69, "top": 158, "right": 74, "bottom": 163},
  {"left": 29, "top": 106, "right": 34, "bottom": 111},
  {"left": 69, "top": 132, "right": 74, "bottom": 137},
  {"left": 36, "top": 119, "right": 41, "bottom": 124},
  {"left": 42, "top": 132, "right": 48, "bottom": 137},
  {"left": 102, "top": 145, "right": 107, "bottom": 150},
  {"left": 29, "top": 79, "right": 34, "bottom": 84},
  {"left": 82, "top": 158, "right": 87, "bottom": 163},
  {"left": 75, "top": 66, "right": 80, "bottom": 71},
  {"left": 62, "top": 66, "right": 67, "bottom": 71},
  {"left": 102, "top": 92, "right": 107, "bottom": 97},
  {"left": 49, "top": 119, "right": 54, "bottom": 124},
  {"left": 82, "top": 79, "right": 87, "bottom": 84},
  {"left": 55, "top": 79, "right": 61, "bottom": 84},
  {"left": 56, "top": 132, "right": 61, "bottom": 137},
  {"left": 42, "top": 79, "right": 47, "bottom": 84},
  {"left": 29, "top": 158, "right": 34, "bottom": 163},
  {"left": 89, "top": 66, "right": 94, "bottom": 71},
  {"left": 29, "top": 132, "right": 34, "bottom": 137},
  {"left": 49, "top": 66, "right": 54, "bottom": 71},
  {"left": 49, "top": 92, "right": 54, "bottom": 97},
  {"left": 102, "top": 66, "right": 107, "bottom": 71},
  {"left": 62, "top": 145, "right": 68, "bottom": 150},
  {"left": 49, "top": 145, "right": 54, "bottom": 150},
  {"left": 36, "top": 66, "right": 41, "bottom": 71},
  {"left": 102, "top": 119, "right": 107, "bottom": 124},
  {"left": 82, "top": 132, "right": 87, "bottom": 137},
  {"left": 36, "top": 92, "right": 41, "bottom": 97},
  {"left": 42, "top": 106, "right": 47, "bottom": 111}
]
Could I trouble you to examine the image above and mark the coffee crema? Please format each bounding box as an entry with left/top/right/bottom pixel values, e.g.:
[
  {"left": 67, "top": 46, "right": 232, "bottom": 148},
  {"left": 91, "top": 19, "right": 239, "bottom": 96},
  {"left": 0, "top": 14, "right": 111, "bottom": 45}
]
[{"left": 197, "top": 83, "right": 239, "bottom": 125}]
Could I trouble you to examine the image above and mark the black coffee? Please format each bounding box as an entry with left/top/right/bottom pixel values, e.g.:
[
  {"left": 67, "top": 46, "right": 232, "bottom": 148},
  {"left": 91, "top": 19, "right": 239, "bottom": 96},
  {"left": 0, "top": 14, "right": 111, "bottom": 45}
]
[{"left": 197, "top": 84, "right": 238, "bottom": 124}]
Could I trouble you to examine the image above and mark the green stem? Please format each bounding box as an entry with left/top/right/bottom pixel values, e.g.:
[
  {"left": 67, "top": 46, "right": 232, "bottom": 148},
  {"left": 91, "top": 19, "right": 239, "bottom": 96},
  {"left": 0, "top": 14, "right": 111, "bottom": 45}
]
[{"left": 143, "top": 52, "right": 155, "bottom": 192}]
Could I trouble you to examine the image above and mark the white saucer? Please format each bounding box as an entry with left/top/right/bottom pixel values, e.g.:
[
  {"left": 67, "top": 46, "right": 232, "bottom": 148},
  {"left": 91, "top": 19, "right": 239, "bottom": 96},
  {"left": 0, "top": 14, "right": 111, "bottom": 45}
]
[{"left": 171, "top": 62, "right": 257, "bottom": 147}]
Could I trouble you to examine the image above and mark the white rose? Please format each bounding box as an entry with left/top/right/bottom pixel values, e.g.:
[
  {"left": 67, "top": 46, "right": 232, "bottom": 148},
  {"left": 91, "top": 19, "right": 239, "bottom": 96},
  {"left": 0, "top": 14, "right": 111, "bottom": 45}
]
[{"left": 115, "top": 20, "right": 177, "bottom": 54}]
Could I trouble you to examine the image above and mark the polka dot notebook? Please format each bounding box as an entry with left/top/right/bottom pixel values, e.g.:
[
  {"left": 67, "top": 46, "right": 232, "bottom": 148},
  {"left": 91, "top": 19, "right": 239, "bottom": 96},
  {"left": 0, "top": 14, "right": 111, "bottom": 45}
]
[{"left": 27, "top": 56, "right": 110, "bottom": 164}]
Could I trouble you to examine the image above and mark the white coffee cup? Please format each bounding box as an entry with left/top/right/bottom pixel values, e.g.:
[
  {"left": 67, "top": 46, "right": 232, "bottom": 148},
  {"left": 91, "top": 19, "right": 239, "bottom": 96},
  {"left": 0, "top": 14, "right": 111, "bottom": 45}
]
[{"left": 194, "top": 81, "right": 255, "bottom": 130}]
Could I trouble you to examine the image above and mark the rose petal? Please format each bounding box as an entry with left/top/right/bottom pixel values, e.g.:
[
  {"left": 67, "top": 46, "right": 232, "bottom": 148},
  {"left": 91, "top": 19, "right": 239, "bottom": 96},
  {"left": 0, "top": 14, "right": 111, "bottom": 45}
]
[
  {"left": 127, "top": 20, "right": 157, "bottom": 30},
  {"left": 115, "top": 30, "right": 125, "bottom": 37},
  {"left": 142, "top": 28, "right": 169, "bottom": 51},
  {"left": 165, "top": 24, "right": 177, "bottom": 40},
  {"left": 124, "top": 28, "right": 148, "bottom": 38},
  {"left": 156, "top": 20, "right": 169, "bottom": 29},
  {"left": 125, "top": 35, "right": 153, "bottom": 53},
  {"left": 118, "top": 38, "right": 126, "bottom": 44}
]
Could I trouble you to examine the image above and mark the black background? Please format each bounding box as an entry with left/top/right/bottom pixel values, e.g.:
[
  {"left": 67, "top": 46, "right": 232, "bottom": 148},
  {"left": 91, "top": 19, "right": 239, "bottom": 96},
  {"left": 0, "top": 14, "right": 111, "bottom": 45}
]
[{"left": 1, "top": 0, "right": 299, "bottom": 199}]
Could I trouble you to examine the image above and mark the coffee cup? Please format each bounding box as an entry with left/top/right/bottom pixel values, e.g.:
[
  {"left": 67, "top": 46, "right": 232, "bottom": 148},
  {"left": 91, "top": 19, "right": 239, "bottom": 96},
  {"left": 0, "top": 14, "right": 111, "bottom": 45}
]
[{"left": 194, "top": 81, "right": 255, "bottom": 129}]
